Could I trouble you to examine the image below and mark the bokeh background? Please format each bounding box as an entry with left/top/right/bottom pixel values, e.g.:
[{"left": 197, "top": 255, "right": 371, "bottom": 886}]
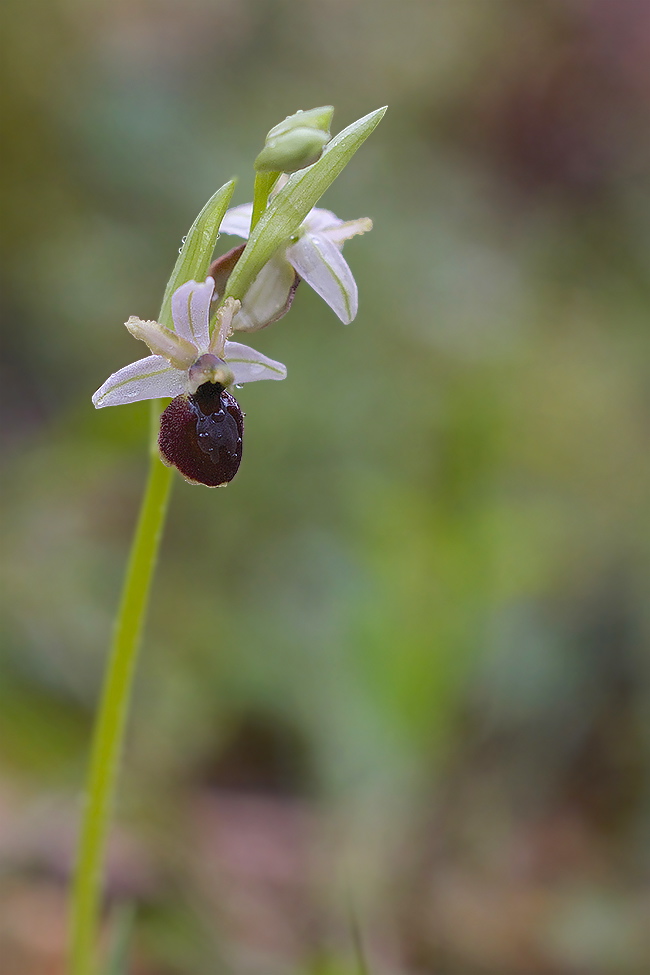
[{"left": 4, "top": 1, "right": 650, "bottom": 972}]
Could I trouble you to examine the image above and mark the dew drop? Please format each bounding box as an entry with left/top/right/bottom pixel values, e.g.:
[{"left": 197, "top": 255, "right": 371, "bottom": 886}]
[{"left": 234, "top": 383, "right": 244, "bottom": 390}]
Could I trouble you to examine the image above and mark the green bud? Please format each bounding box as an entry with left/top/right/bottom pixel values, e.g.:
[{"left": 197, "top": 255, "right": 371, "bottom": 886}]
[
  {"left": 266, "top": 105, "right": 334, "bottom": 140},
  {"left": 255, "top": 126, "right": 329, "bottom": 174},
  {"left": 255, "top": 106, "right": 334, "bottom": 174}
]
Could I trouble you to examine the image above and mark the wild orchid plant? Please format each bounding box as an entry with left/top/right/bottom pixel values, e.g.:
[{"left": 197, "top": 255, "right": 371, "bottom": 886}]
[{"left": 69, "top": 105, "right": 385, "bottom": 974}]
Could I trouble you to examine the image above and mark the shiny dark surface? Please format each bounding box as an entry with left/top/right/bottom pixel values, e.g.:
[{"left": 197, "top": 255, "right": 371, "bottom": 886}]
[{"left": 158, "top": 384, "right": 244, "bottom": 486}]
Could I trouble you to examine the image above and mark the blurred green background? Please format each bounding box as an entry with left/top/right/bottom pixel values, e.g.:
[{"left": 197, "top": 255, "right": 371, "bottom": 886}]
[{"left": 3, "top": 1, "right": 650, "bottom": 972}]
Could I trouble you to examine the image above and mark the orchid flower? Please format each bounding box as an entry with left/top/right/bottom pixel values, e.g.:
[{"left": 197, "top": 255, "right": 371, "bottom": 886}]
[
  {"left": 220, "top": 202, "right": 372, "bottom": 327},
  {"left": 92, "top": 277, "right": 286, "bottom": 486}
]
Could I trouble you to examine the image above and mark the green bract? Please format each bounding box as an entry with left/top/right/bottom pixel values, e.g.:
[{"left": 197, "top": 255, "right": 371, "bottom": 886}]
[
  {"left": 224, "top": 106, "right": 387, "bottom": 303},
  {"left": 158, "top": 178, "right": 236, "bottom": 330}
]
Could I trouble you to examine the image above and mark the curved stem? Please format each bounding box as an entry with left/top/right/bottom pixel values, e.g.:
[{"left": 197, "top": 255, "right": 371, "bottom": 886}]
[{"left": 68, "top": 453, "right": 174, "bottom": 975}]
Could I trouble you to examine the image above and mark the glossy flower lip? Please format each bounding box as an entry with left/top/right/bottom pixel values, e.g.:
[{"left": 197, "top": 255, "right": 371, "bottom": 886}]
[
  {"left": 220, "top": 202, "right": 372, "bottom": 325},
  {"left": 158, "top": 383, "right": 244, "bottom": 488},
  {"left": 92, "top": 277, "right": 286, "bottom": 409}
]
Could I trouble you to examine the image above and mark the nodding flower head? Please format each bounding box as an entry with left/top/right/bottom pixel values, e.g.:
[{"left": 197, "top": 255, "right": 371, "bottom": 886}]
[{"left": 92, "top": 277, "right": 286, "bottom": 486}]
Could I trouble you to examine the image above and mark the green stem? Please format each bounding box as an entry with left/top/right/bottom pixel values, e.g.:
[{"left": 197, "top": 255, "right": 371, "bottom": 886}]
[
  {"left": 250, "top": 170, "right": 279, "bottom": 231},
  {"left": 68, "top": 451, "right": 174, "bottom": 975}
]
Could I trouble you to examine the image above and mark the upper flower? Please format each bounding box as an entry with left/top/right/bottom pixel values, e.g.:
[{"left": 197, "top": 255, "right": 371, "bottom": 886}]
[
  {"left": 92, "top": 277, "right": 286, "bottom": 409},
  {"left": 220, "top": 202, "right": 372, "bottom": 327}
]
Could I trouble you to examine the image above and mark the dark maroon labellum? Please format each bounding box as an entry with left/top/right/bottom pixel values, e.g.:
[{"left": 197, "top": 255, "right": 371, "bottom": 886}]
[{"left": 158, "top": 383, "right": 244, "bottom": 487}]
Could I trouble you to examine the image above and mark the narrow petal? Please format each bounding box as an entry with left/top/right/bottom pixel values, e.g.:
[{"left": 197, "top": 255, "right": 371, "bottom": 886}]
[
  {"left": 286, "top": 233, "right": 358, "bottom": 323},
  {"left": 171, "top": 278, "right": 214, "bottom": 349},
  {"left": 209, "top": 297, "right": 241, "bottom": 357},
  {"left": 125, "top": 317, "right": 197, "bottom": 369},
  {"left": 219, "top": 203, "right": 253, "bottom": 239},
  {"left": 224, "top": 341, "right": 287, "bottom": 383},
  {"left": 320, "top": 217, "right": 373, "bottom": 246},
  {"left": 232, "top": 254, "right": 298, "bottom": 332},
  {"left": 92, "top": 356, "right": 186, "bottom": 408},
  {"left": 303, "top": 206, "right": 343, "bottom": 234}
]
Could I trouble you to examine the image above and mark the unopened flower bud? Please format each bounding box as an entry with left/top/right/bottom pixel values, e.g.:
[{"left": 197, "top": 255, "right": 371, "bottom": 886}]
[
  {"left": 255, "top": 127, "right": 329, "bottom": 174},
  {"left": 255, "top": 106, "right": 334, "bottom": 174},
  {"left": 266, "top": 106, "right": 334, "bottom": 141}
]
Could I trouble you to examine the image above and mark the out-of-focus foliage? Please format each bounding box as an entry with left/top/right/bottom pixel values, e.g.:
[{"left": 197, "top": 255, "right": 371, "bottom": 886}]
[{"left": 3, "top": 1, "right": 650, "bottom": 972}]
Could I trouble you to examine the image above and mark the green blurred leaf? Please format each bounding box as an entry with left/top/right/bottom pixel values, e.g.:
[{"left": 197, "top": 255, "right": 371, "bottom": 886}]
[
  {"left": 350, "top": 908, "right": 370, "bottom": 975},
  {"left": 102, "top": 903, "right": 136, "bottom": 975}
]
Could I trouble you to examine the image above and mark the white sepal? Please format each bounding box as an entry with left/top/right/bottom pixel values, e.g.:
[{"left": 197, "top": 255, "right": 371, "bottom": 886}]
[
  {"left": 219, "top": 204, "right": 253, "bottom": 239},
  {"left": 92, "top": 356, "right": 186, "bottom": 408},
  {"left": 286, "top": 232, "right": 357, "bottom": 324},
  {"left": 171, "top": 278, "right": 214, "bottom": 348}
]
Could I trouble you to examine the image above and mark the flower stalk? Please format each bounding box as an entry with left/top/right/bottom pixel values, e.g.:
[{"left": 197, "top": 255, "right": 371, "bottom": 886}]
[
  {"left": 69, "top": 450, "right": 173, "bottom": 975},
  {"left": 251, "top": 171, "right": 279, "bottom": 231}
]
